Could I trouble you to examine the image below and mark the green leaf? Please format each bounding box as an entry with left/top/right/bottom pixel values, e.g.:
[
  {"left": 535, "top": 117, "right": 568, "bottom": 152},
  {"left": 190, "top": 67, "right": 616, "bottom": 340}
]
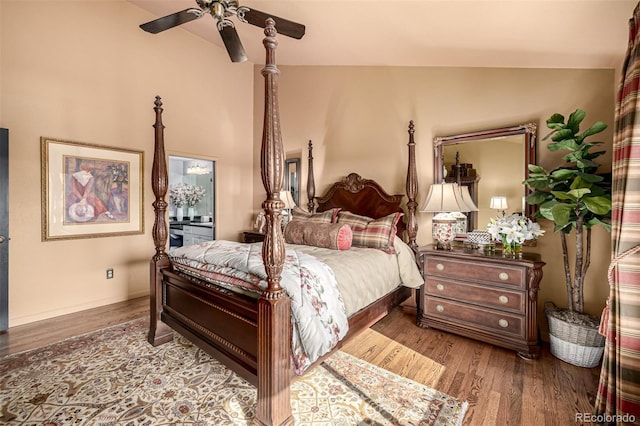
[
  {"left": 526, "top": 191, "right": 551, "bottom": 205},
  {"left": 569, "top": 188, "right": 591, "bottom": 199},
  {"left": 551, "top": 191, "right": 575, "bottom": 201},
  {"left": 552, "top": 139, "right": 580, "bottom": 151},
  {"left": 567, "top": 109, "right": 586, "bottom": 133},
  {"left": 551, "top": 203, "right": 575, "bottom": 227},
  {"left": 583, "top": 196, "right": 612, "bottom": 215},
  {"left": 538, "top": 200, "right": 559, "bottom": 221},
  {"left": 525, "top": 176, "right": 551, "bottom": 189},
  {"left": 570, "top": 176, "right": 592, "bottom": 190},
  {"left": 579, "top": 121, "right": 607, "bottom": 140},
  {"left": 551, "top": 169, "right": 576, "bottom": 181},
  {"left": 586, "top": 216, "right": 612, "bottom": 231},
  {"left": 546, "top": 113, "right": 566, "bottom": 128},
  {"left": 528, "top": 164, "right": 547, "bottom": 174},
  {"left": 576, "top": 158, "right": 598, "bottom": 169},
  {"left": 551, "top": 129, "right": 576, "bottom": 142},
  {"left": 579, "top": 173, "right": 604, "bottom": 183}
]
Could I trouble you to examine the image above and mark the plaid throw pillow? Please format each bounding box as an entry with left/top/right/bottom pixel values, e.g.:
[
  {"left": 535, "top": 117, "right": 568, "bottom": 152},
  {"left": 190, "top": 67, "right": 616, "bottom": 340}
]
[
  {"left": 336, "top": 211, "right": 403, "bottom": 253},
  {"left": 292, "top": 207, "right": 340, "bottom": 223}
]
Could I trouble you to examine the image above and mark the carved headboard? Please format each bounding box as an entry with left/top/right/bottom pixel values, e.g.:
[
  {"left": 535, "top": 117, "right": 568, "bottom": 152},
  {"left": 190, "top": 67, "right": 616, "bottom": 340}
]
[{"left": 315, "top": 173, "right": 406, "bottom": 238}]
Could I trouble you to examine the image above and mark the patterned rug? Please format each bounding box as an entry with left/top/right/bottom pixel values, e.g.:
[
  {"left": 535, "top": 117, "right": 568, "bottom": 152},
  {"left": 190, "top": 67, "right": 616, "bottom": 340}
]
[{"left": 1, "top": 319, "right": 467, "bottom": 425}]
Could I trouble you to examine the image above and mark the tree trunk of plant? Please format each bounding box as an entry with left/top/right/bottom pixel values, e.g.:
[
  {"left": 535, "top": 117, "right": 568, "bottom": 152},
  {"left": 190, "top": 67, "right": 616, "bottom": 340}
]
[
  {"left": 573, "top": 216, "right": 586, "bottom": 314},
  {"left": 561, "top": 233, "right": 574, "bottom": 312}
]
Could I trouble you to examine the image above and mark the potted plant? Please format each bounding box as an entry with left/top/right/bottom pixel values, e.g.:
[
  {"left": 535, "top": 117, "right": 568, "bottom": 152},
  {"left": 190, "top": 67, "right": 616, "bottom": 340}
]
[{"left": 523, "top": 109, "right": 612, "bottom": 367}]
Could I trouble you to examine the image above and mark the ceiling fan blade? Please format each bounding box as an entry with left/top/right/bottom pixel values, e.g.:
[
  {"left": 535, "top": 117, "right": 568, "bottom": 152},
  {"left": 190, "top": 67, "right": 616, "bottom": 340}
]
[
  {"left": 240, "top": 8, "right": 305, "bottom": 40},
  {"left": 140, "top": 9, "right": 202, "bottom": 34},
  {"left": 218, "top": 24, "right": 248, "bottom": 63}
]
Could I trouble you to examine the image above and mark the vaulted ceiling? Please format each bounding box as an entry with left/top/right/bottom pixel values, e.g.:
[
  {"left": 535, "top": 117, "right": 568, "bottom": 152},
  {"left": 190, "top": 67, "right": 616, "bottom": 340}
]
[{"left": 129, "top": 0, "right": 636, "bottom": 69}]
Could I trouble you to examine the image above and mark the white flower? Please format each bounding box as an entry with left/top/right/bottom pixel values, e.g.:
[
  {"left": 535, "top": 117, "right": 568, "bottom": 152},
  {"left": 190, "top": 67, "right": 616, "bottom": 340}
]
[
  {"left": 487, "top": 213, "right": 545, "bottom": 245},
  {"left": 169, "top": 183, "right": 205, "bottom": 208}
]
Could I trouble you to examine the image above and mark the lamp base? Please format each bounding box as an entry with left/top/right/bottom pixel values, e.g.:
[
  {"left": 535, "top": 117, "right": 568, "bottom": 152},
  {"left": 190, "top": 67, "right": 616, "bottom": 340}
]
[{"left": 432, "top": 215, "right": 457, "bottom": 251}]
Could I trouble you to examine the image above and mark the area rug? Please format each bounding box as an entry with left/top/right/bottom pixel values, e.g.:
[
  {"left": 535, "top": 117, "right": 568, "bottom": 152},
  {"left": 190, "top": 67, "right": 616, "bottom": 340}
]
[{"left": 1, "top": 319, "right": 467, "bottom": 425}]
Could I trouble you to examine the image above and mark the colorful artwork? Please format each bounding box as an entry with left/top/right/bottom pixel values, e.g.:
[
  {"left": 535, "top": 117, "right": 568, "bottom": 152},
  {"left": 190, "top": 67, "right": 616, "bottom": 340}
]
[
  {"left": 41, "top": 138, "right": 143, "bottom": 241},
  {"left": 64, "top": 157, "right": 130, "bottom": 224}
]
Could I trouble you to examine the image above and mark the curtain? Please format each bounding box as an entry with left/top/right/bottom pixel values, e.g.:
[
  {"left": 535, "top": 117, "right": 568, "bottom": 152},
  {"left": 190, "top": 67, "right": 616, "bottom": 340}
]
[{"left": 595, "top": 2, "right": 640, "bottom": 421}]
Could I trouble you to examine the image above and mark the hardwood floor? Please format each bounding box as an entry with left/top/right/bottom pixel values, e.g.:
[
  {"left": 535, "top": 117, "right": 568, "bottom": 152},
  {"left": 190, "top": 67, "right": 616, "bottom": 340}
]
[{"left": 0, "top": 296, "right": 600, "bottom": 425}]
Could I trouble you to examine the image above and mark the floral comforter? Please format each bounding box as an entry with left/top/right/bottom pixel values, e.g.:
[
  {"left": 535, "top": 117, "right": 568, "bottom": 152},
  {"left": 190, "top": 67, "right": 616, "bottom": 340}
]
[{"left": 168, "top": 240, "right": 349, "bottom": 375}]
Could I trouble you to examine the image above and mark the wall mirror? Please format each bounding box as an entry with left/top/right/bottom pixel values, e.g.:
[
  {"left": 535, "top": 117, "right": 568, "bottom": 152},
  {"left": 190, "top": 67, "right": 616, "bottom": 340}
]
[
  {"left": 168, "top": 155, "right": 216, "bottom": 248},
  {"left": 434, "top": 123, "right": 537, "bottom": 231},
  {"left": 284, "top": 157, "right": 301, "bottom": 206}
]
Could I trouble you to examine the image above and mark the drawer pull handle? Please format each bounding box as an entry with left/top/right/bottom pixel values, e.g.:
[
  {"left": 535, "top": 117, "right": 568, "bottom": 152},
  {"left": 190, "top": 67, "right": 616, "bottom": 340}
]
[
  {"left": 498, "top": 319, "right": 509, "bottom": 328},
  {"left": 499, "top": 295, "right": 509, "bottom": 304},
  {"left": 436, "top": 263, "right": 445, "bottom": 271},
  {"left": 436, "top": 304, "right": 445, "bottom": 312},
  {"left": 498, "top": 272, "right": 509, "bottom": 281},
  {"left": 436, "top": 284, "right": 445, "bottom": 291}
]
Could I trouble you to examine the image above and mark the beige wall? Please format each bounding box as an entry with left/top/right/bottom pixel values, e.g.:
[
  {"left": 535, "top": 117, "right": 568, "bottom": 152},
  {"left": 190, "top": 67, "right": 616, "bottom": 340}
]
[
  {"left": 2, "top": 1, "right": 254, "bottom": 326},
  {"left": 257, "top": 65, "right": 615, "bottom": 320},
  {"left": 1, "top": 1, "right": 617, "bottom": 328}
]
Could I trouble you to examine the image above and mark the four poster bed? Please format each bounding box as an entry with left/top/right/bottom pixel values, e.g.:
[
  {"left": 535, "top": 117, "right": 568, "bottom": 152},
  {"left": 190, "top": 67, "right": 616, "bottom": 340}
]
[{"left": 147, "top": 19, "right": 421, "bottom": 426}]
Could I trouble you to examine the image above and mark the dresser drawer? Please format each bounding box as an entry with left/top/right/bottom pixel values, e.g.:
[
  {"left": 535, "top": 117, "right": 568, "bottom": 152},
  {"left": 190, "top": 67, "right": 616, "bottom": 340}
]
[
  {"left": 425, "top": 297, "right": 525, "bottom": 339},
  {"left": 424, "top": 257, "right": 525, "bottom": 288},
  {"left": 425, "top": 277, "right": 524, "bottom": 313}
]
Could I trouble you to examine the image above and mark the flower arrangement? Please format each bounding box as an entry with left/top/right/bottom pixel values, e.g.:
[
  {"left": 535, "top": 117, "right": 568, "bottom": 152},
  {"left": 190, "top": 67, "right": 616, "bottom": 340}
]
[
  {"left": 169, "top": 183, "right": 205, "bottom": 208},
  {"left": 487, "top": 213, "right": 545, "bottom": 252},
  {"left": 185, "top": 184, "right": 206, "bottom": 208},
  {"left": 110, "top": 163, "right": 128, "bottom": 192}
]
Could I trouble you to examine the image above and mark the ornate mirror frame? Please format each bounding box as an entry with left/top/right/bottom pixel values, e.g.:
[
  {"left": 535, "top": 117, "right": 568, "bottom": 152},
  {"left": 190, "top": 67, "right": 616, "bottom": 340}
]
[{"left": 433, "top": 123, "right": 538, "bottom": 229}]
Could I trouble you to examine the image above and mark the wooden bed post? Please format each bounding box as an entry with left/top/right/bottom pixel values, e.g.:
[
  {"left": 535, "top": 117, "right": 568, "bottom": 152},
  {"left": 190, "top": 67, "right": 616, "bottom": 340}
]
[
  {"left": 405, "top": 120, "right": 419, "bottom": 253},
  {"left": 148, "top": 96, "right": 174, "bottom": 346},
  {"left": 256, "top": 18, "right": 293, "bottom": 426},
  {"left": 306, "top": 140, "right": 316, "bottom": 212}
]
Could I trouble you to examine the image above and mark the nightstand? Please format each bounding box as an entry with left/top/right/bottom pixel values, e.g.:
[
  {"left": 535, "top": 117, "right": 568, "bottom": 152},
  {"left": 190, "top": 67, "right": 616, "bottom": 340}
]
[
  {"left": 242, "top": 230, "right": 265, "bottom": 243},
  {"left": 417, "top": 245, "right": 545, "bottom": 359}
]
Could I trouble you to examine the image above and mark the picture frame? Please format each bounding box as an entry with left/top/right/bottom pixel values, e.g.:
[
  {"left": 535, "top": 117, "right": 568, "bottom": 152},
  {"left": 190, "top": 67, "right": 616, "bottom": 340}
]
[{"left": 41, "top": 137, "right": 144, "bottom": 241}]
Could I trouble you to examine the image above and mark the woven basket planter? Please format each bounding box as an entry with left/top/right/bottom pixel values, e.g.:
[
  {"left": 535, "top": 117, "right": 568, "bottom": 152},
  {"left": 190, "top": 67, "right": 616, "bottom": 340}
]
[{"left": 545, "top": 302, "right": 605, "bottom": 368}]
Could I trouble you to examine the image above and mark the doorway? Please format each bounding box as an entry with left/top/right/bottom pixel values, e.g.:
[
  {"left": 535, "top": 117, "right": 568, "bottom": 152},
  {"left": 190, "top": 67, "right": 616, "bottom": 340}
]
[{"left": 168, "top": 156, "right": 215, "bottom": 248}]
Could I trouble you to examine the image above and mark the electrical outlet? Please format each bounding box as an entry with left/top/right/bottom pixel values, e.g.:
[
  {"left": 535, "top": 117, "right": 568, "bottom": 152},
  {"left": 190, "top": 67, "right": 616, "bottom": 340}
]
[{"left": 106, "top": 268, "right": 114, "bottom": 279}]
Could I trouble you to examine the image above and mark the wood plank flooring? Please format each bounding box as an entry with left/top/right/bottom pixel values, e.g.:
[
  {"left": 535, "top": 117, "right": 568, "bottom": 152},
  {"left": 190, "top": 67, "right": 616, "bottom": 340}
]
[{"left": 0, "top": 296, "right": 600, "bottom": 425}]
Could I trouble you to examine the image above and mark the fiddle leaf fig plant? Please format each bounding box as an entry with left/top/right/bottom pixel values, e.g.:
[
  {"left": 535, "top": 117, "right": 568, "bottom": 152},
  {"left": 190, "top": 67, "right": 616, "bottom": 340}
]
[{"left": 523, "top": 109, "right": 612, "bottom": 316}]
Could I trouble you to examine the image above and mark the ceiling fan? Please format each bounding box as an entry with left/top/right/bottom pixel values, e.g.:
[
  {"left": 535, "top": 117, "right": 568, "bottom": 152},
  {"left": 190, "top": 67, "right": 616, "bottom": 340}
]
[{"left": 139, "top": 0, "right": 306, "bottom": 63}]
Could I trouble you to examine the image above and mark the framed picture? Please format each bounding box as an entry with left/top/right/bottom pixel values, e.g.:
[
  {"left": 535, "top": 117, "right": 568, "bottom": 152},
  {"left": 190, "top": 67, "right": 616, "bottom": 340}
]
[{"left": 41, "top": 137, "right": 144, "bottom": 241}]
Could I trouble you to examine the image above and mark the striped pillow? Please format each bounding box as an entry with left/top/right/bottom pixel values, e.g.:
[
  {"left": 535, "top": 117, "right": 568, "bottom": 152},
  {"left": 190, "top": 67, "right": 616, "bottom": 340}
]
[
  {"left": 336, "top": 211, "right": 403, "bottom": 253},
  {"left": 292, "top": 207, "right": 340, "bottom": 223}
]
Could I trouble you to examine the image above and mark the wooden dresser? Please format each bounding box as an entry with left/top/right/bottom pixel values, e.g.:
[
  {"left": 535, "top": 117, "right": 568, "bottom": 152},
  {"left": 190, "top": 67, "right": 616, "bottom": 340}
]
[{"left": 417, "top": 245, "right": 545, "bottom": 358}]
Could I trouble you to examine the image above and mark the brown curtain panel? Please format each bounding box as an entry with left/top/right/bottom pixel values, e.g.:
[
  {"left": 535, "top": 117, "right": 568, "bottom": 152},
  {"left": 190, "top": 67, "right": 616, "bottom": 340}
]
[{"left": 595, "top": 2, "right": 640, "bottom": 421}]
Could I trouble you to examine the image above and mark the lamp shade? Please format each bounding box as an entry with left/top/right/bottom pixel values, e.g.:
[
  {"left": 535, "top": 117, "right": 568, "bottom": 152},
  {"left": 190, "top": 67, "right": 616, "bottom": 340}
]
[
  {"left": 420, "top": 183, "right": 466, "bottom": 213},
  {"left": 279, "top": 190, "right": 297, "bottom": 209},
  {"left": 458, "top": 185, "right": 479, "bottom": 212},
  {"left": 490, "top": 196, "right": 508, "bottom": 210}
]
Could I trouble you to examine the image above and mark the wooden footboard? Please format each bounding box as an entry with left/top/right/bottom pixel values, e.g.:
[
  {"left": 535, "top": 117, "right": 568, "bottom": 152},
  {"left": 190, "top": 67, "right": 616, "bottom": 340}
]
[{"left": 156, "top": 265, "right": 411, "bottom": 389}]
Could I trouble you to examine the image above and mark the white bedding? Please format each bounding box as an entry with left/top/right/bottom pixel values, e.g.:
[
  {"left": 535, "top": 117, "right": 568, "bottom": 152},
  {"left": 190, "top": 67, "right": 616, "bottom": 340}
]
[
  {"left": 167, "top": 236, "right": 424, "bottom": 373},
  {"left": 291, "top": 236, "right": 423, "bottom": 316}
]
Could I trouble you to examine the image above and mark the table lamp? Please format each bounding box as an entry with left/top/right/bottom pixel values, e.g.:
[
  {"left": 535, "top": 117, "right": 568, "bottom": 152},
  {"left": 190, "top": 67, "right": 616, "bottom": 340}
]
[
  {"left": 490, "top": 196, "right": 508, "bottom": 217},
  {"left": 279, "top": 190, "right": 297, "bottom": 225},
  {"left": 420, "top": 183, "right": 466, "bottom": 250}
]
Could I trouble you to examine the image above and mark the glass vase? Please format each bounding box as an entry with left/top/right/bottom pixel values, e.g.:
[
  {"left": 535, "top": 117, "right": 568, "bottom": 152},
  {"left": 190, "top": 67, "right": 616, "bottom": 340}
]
[{"left": 502, "top": 242, "right": 522, "bottom": 258}]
